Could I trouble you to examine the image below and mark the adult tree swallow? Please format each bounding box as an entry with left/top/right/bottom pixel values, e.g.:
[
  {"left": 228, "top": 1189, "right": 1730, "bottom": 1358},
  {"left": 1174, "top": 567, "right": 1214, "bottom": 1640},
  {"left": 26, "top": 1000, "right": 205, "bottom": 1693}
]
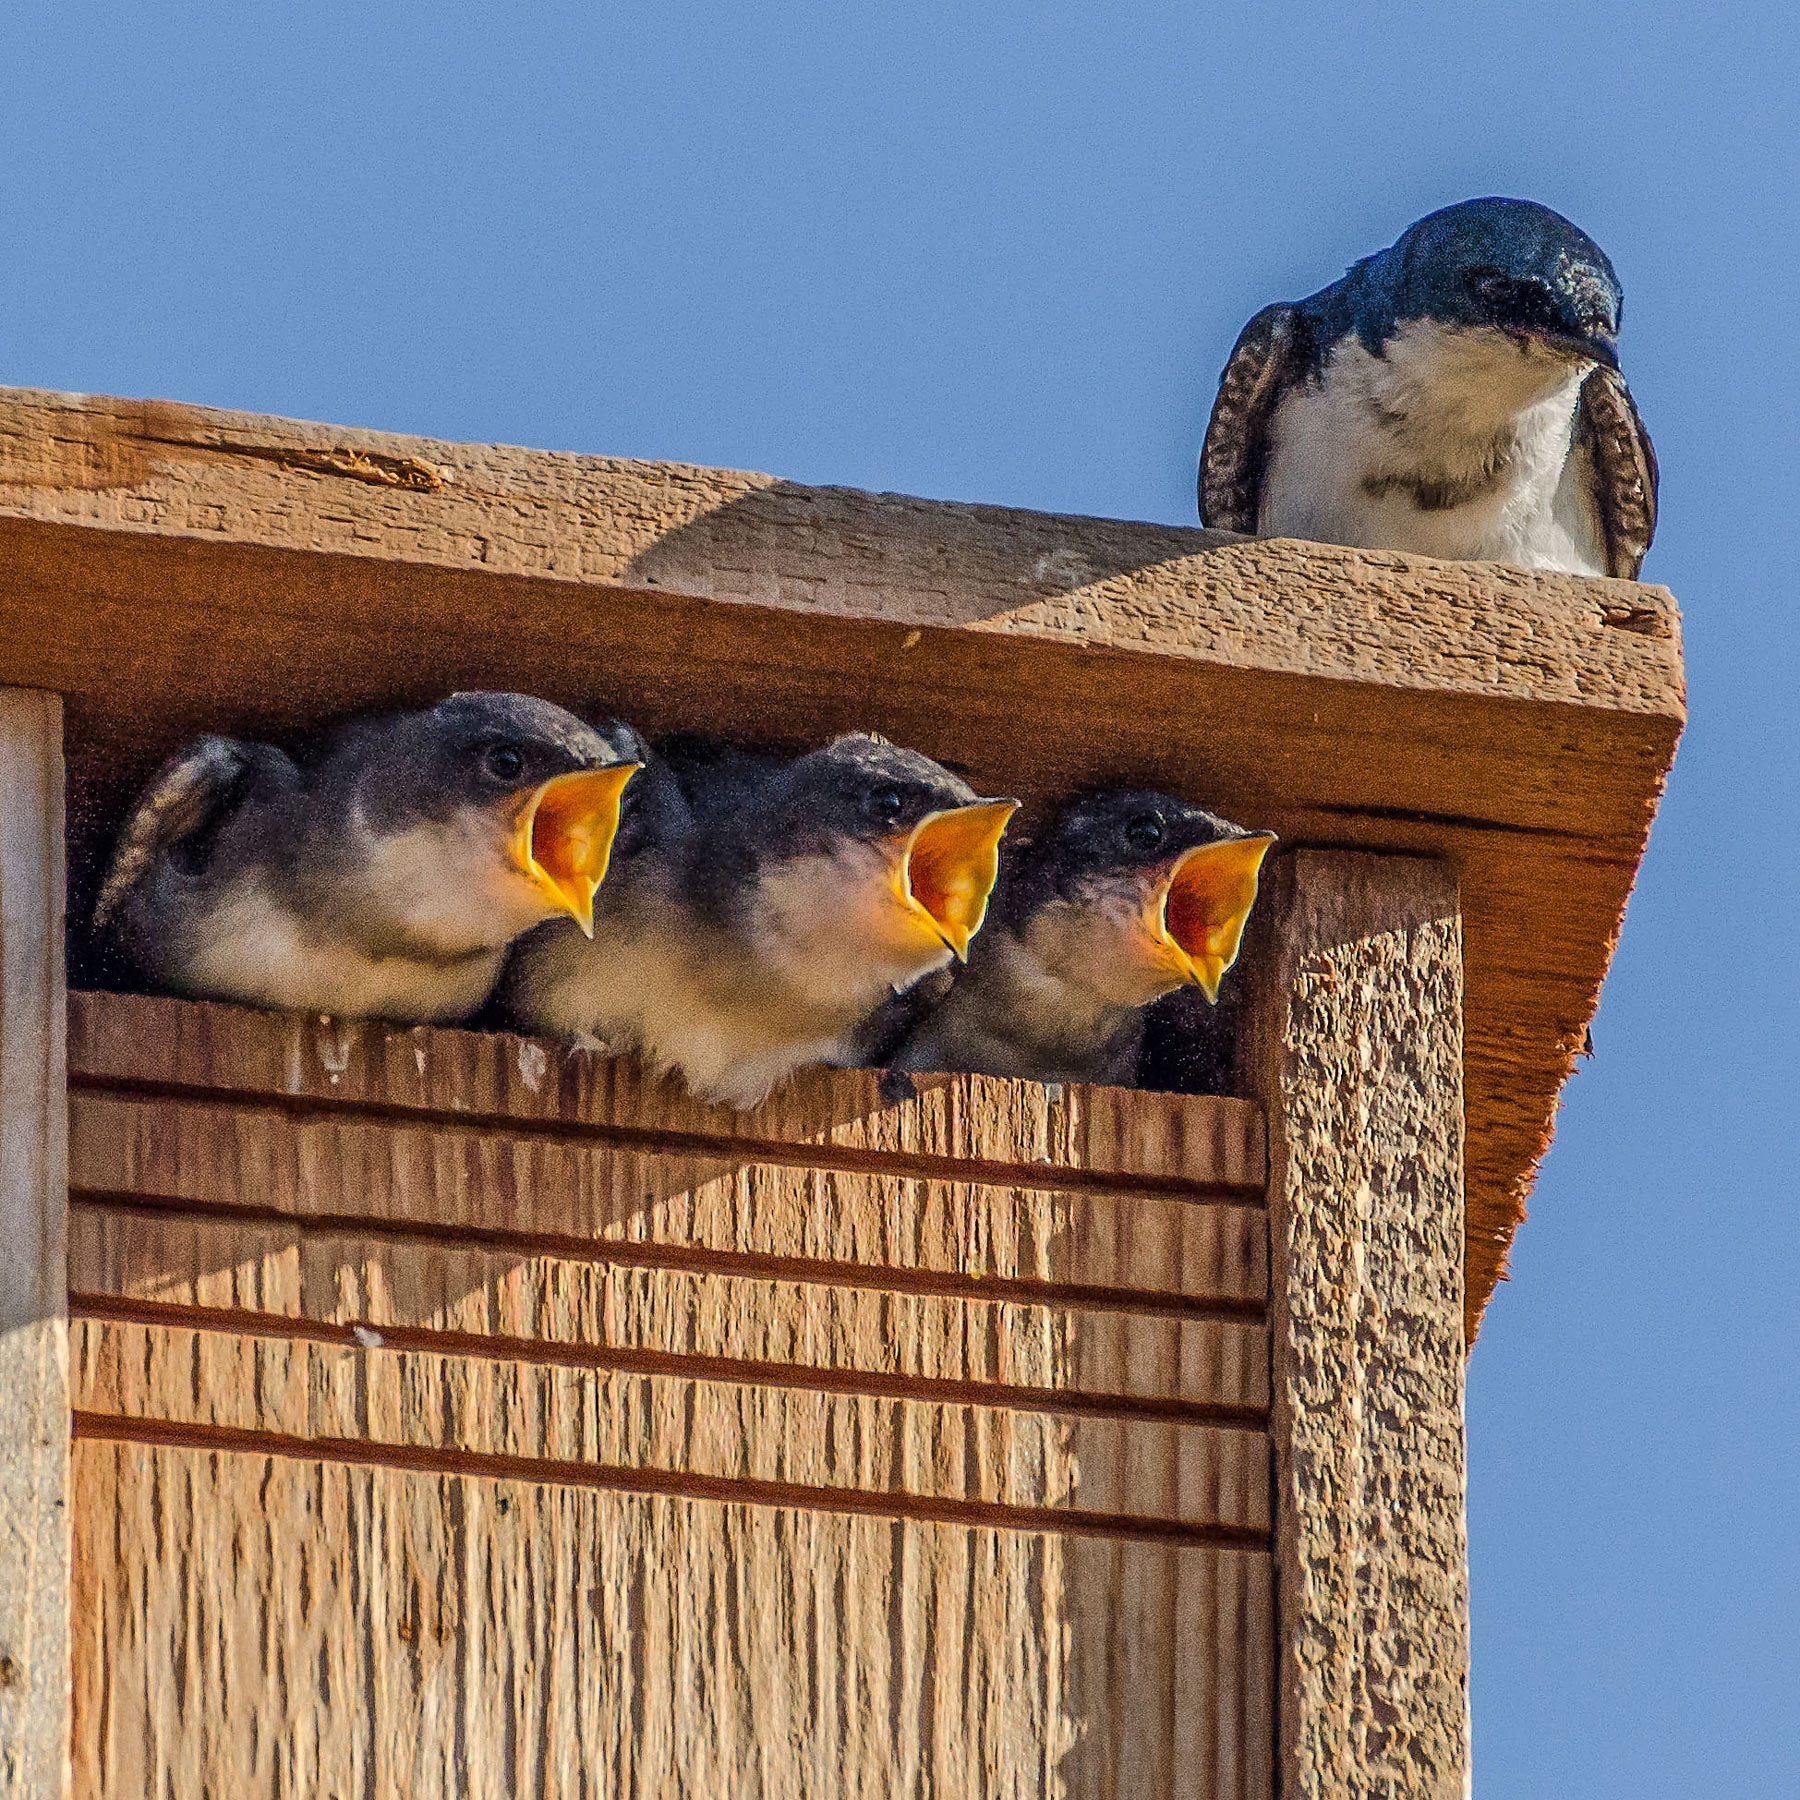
[
  {"left": 881, "top": 789, "right": 1274, "bottom": 1086},
  {"left": 96, "top": 692, "right": 641, "bottom": 1023},
  {"left": 1199, "top": 197, "right": 1658, "bottom": 578},
  {"left": 503, "top": 733, "right": 1018, "bottom": 1108}
]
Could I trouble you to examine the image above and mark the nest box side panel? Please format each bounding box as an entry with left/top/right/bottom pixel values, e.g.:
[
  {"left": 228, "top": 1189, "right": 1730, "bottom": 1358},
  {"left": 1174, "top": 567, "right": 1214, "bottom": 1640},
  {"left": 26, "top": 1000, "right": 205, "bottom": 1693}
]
[
  {"left": 65, "top": 993, "right": 1275, "bottom": 1799},
  {"left": 0, "top": 689, "right": 69, "bottom": 1800},
  {"left": 1243, "top": 851, "right": 1469, "bottom": 1800}
]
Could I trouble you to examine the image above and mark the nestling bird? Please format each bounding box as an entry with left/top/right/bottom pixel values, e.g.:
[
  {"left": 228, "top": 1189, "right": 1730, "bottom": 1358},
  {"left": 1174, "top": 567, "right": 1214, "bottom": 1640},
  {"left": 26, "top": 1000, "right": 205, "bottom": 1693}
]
[
  {"left": 96, "top": 692, "right": 641, "bottom": 1024},
  {"left": 502, "top": 733, "right": 1018, "bottom": 1108},
  {"left": 880, "top": 789, "right": 1275, "bottom": 1085},
  {"left": 1199, "top": 196, "right": 1657, "bottom": 578}
]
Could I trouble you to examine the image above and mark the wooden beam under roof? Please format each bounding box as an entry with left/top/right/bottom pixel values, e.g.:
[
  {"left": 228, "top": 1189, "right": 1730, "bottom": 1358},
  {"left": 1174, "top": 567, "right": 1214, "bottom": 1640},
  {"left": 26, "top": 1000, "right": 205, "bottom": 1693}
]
[{"left": 0, "top": 388, "right": 1685, "bottom": 1336}]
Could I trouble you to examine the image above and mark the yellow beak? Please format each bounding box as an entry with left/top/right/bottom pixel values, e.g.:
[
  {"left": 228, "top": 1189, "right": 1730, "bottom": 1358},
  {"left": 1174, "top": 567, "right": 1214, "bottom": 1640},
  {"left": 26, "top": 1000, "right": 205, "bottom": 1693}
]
[
  {"left": 892, "top": 799, "right": 1019, "bottom": 961},
  {"left": 509, "top": 762, "right": 640, "bottom": 937},
  {"left": 1155, "top": 833, "right": 1277, "bottom": 1002}
]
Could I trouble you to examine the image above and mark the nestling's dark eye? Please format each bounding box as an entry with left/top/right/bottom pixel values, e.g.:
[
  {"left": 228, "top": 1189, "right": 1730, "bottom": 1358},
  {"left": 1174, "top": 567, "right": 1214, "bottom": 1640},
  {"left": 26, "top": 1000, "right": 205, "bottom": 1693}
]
[
  {"left": 484, "top": 744, "right": 526, "bottom": 782},
  {"left": 865, "top": 785, "right": 906, "bottom": 826},
  {"left": 1124, "top": 812, "right": 1164, "bottom": 852}
]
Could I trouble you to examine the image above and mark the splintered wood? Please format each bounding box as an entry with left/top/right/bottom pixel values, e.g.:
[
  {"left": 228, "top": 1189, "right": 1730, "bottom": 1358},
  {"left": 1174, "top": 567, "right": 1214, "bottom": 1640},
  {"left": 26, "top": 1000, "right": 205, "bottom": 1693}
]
[{"left": 65, "top": 992, "right": 1275, "bottom": 1799}]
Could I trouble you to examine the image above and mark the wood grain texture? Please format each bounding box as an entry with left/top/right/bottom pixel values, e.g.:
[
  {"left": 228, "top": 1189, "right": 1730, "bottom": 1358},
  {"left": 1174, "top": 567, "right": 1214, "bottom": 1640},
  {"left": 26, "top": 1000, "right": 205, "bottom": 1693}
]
[
  {"left": 70, "top": 1082, "right": 1264, "bottom": 1285},
  {"left": 72, "top": 1442, "right": 1274, "bottom": 1800},
  {"left": 72, "top": 1319, "right": 1268, "bottom": 1533},
  {"left": 1242, "top": 852, "right": 1468, "bottom": 1800},
  {"left": 0, "top": 689, "right": 68, "bottom": 1800},
  {"left": 68, "top": 1207, "right": 1271, "bottom": 1415},
  {"left": 1, "top": 388, "right": 1685, "bottom": 1328},
  {"left": 67, "top": 991, "right": 1266, "bottom": 1195},
  {"left": 66, "top": 990, "right": 1277, "bottom": 1796},
  {"left": 68, "top": 996, "right": 1269, "bottom": 1325}
]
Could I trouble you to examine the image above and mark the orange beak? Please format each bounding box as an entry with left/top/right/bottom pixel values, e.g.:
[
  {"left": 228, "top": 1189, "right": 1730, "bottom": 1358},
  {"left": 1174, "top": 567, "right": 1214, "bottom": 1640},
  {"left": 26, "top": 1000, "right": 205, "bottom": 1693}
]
[
  {"left": 1154, "top": 833, "right": 1277, "bottom": 1002},
  {"left": 508, "top": 762, "right": 640, "bottom": 937},
  {"left": 892, "top": 799, "right": 1019, "bottom": 961}
]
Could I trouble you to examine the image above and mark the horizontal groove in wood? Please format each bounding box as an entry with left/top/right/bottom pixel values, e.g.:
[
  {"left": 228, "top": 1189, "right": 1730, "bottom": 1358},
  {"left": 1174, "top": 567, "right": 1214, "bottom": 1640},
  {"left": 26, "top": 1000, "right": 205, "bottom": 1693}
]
[
  {"left": 73, "top": 1436, "right": 1275, "bottom": 1800},
  {"left": 71, "top": 1293, "right": 1268, "bottom": 1430},
  {"left": 72, "top": 1184, "right": 1265, "bottom": 1323},
  {"left": 77, "top": 1195, "right": 1274, "bottom": 1353},
  {"left": 70, "top": 1093, "right": 1270, "bottom": 1304},
  {"left": 68, "top": 990, "right": 1269, "bottom": 1195},
  {"left": 72, "top": 1411, "right": 1271, "bottom": 1552},
  {"left": 74, "top": 1317, "right": 1270, "bottom": 1530},
  {"left": 71, "top": 1200, "right": 1268, "bottom": 1410},
  {"left": 71, "top": 1070, "right": 1263, "bottom": 1203}
]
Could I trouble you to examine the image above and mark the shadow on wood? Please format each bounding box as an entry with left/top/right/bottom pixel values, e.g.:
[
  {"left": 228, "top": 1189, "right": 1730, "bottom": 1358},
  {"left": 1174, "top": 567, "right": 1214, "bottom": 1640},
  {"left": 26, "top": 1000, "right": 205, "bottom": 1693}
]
[{"left": 65, "top": 990, "right": 1277, "bottom": 1797}]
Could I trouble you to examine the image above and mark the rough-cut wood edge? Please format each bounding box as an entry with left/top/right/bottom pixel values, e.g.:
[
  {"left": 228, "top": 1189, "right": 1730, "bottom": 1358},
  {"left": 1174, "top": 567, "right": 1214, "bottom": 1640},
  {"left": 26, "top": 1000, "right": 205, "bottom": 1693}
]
[
  {"left": 0, "top": 387, "right": 1684, "bottom": 713},
  {"left": 0, "top": 389, "right": 1685, "bottom": 1332},
  {"left": 1243, "top": 851, "right": 1468, "bottom": 1800},
  {"left": 65, "top": 990, "right": 1268, "bottom": 1196},
  {"left": 0, "top": 689, "right": 68, "bottom": 1800}
]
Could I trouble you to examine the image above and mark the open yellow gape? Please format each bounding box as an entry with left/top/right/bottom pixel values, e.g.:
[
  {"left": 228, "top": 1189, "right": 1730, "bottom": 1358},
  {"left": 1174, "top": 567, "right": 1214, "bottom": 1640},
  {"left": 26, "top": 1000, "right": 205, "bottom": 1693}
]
[
  {"left": 895, "top": 799, "right": 1020, "bottom": 960},
  {"left": 510, "top": 762, "right": 641, "bottom": 936},
  {"left": 1158, "top": 833, "right": 1278, "bottom": 1001}
]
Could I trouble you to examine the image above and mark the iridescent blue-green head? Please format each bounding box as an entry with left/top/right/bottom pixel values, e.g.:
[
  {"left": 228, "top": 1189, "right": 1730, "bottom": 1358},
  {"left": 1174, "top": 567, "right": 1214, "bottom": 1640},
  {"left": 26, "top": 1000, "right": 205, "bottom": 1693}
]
[{"left": 1333, "top": 197, "right": 1624, "bottom": 368}]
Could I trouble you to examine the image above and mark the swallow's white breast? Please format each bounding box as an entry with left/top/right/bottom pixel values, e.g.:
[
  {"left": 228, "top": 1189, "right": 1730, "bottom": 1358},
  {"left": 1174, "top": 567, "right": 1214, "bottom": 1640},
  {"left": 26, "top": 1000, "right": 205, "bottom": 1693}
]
[
  {"left": 507, "top": 844, "right": 955, "bottom": 1110},
  {"left": 1259, "top": 319, "right": 1609, "bottom": 575}
]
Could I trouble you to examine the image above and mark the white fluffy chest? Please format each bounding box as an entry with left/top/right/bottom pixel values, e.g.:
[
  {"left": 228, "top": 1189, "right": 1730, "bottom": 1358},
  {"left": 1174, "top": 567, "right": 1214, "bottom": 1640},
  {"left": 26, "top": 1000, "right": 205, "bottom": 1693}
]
[
  {"left": 1259, "top": 320, "right": 1608, "bottom": 574},
  {"left": 747, "top": 846, "right": 951, "bottom": 1018},
  {"left": 515, "top": 916, "right": 875, "bottom": 1109},
  {"left": 510, "top": 846, "right": 953, "bottom": 1109},
  {"left": 184, "top": 882, "right": 503, "bottom": 1023},
  {"left": 352, "top": 809, "right": 544, "bottom": 954}
]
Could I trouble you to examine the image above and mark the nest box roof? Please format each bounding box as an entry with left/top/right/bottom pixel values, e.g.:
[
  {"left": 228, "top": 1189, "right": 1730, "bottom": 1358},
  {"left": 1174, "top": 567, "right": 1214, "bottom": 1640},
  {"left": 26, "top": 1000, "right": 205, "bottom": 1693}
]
[{"left": 0, "top": 388, "right": 1684, "bottom": 1334}]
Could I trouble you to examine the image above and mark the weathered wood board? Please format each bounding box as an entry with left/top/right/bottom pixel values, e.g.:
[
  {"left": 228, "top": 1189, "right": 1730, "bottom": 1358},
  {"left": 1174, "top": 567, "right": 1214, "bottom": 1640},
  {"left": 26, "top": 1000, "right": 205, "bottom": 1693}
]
[
  {"left": 66, "top": 991, "right": 1275, "bottom": 1798},
  {"left": 0, "top": 690, "right": 68, "bottom": 1800},
  {"left": 1242, "top": 853, "right": 1469, "bottom": 1799},
  {"left": 0, "top": 387, "right": 1684, "bottom": 1330},
  {"left": 73, "top": 1444, "right": 1273, "bottom": 1800}
]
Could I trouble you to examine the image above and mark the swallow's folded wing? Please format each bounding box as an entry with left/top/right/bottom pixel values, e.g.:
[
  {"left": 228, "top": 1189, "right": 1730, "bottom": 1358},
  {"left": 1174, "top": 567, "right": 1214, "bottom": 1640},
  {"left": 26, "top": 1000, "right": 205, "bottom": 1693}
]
[
  {"left": 94, "top": 736, "right": 267, "bottom": 931},
  {"left": 1578, "top": 363, "right": 1659, "bottom": 580},
  {"left": 1199, "top": 301, "right": 1311, "bottom": 535}
]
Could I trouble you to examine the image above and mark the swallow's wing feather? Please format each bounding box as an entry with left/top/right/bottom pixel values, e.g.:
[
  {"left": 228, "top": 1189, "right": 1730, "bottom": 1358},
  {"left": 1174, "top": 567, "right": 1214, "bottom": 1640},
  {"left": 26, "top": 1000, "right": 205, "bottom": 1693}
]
[
  {"left": 655, "top": 733, "right": 784, "bottom": 822},
  {"left": 1199, "top": 302, "right": 1310, "bottom": 534},
  {"left": 1577, "top": 365, "right": 1659, "bottom": 580},
  {"left": 93, "top": 736, "right": 265, "bottom": 931},
  {"left": 848, "top": 967, "right": 957, "bottom": 1070}
]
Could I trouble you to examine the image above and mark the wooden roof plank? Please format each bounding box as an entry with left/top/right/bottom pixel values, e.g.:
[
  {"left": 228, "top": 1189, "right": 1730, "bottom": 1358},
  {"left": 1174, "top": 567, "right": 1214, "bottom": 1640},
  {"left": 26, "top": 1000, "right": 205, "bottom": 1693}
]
[{"left": 1, "top": 390, "right": 1685, "bottom": 1334}]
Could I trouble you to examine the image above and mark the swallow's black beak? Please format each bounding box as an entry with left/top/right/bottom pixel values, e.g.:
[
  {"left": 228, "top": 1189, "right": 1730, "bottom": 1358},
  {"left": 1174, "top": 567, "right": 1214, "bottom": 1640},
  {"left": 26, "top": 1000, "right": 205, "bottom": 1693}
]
[
  {"left": 1536, "top": 324, "right": 1619, "bottom": 370},
  {"left": 1470, "top": 269, "right": 1620, "bottom": 371},
  {"left": 1579, "top": 330, "right": 1620, "bottom": 372}
]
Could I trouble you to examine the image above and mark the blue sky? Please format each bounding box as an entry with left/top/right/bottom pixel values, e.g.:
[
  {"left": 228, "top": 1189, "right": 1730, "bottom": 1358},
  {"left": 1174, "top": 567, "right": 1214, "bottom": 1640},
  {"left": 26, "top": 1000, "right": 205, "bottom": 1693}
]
[{"left": 5, "top": 2, "right": 1796, "bottom": 1790}]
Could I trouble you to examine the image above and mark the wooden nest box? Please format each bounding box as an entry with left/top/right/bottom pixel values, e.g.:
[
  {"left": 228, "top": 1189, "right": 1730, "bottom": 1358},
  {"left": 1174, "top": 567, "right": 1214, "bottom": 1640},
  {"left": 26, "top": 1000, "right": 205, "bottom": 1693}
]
[{"left": 0, "top": 390, "right": 1682, "bottom": 1799}]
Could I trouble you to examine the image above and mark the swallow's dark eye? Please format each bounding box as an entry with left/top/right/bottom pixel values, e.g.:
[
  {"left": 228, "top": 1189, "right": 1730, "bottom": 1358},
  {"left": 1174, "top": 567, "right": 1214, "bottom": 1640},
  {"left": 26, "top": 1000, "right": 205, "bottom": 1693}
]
[
  {"left": 1466, "top": 269, "right": 1558, "bottom": 330},
  {"left": 865, "top": 786, "right": 906, "bottom": 826},
  {"left": 484, "top": 744, "right": 526, "bottom": 782},
  {"left": 1124, "top": 813, "right": 1164, "bottom": 852}
]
